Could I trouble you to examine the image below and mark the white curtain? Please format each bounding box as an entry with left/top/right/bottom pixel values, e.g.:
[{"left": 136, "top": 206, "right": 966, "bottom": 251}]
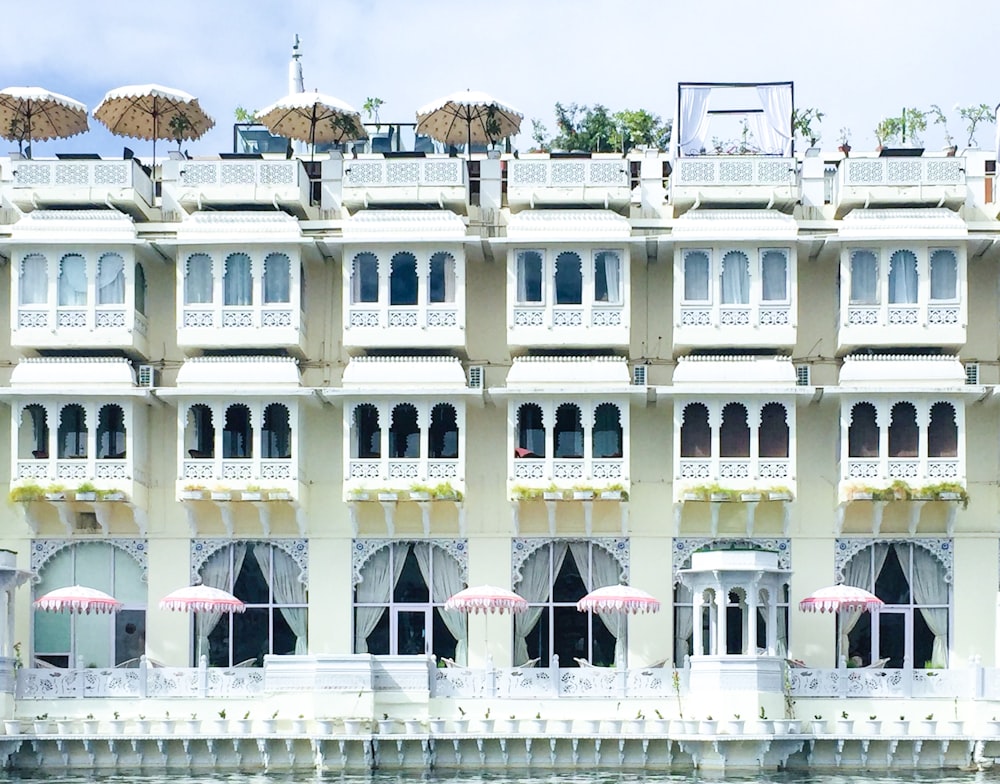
[
  {"left": 850, "top": 251, "right": 879, "bottom": 304},
  {"left": 755, "top": 84, "right": 793, "bottom": 155},
  {"left": 889, "top": 251, "right": 918, "bottom": 304},
  {"left": 264, "top": 254, "right": 291, "bottom": 304},
  {"left": 909, "top": 545, "right": 949, "bottom": 668},
  {"left": 684, "top": 252, "right": 710, "bottom": 301},
  {"left": 224, "top": 254, "right": 253, "bottom": 306},
  {"left": 254, "top": 545, "right": 307, "bottom": 655},
  {"left": 185, "top": 254, "right": 213, "bottom": 305},
  {"left": 571, "top": 542, "right": 626, "bottom": 666},
  {"left": 514, "top": 542, "right": 568, "bottom": 666},
  {"left": 430, "top": 253, "right": 456, "bottom": 304},
  {"left": 353, "top": 544, "right": 407, "bottom": 653},
  {"left": 97, "top": 254, "right": 125, "bottom": 305},
  {"left": 678, "top": 87, "right": 712, "bottom": 156},
  {"left": 413, "top": 544, "right": 468, "bottom": 664},
  {"left": 20, "top": 255, "right": 47, "bottom": 305},
  {"left": 597, "top": 252, "right": 621, "bottom": 304},
  {"left": 721, "top": 251, "right": 750, "bottom": 304},
  {"left": 840, "top": 544, "right": 889, "bottom": 661},
  {"left": 197, "top": 543, "right": 247, "bottom": 662},
  {"left": 58, "top": 255, "right": 87, "bottom": 306},
  {"left": 761, "top": 251, "right": 788, "bottom": 301},
  {"left": 675, "top": 583, "right": 694, "bottom": 663},
  {"left": 930, "top": 250, "right": 957, "bottom": 300}
]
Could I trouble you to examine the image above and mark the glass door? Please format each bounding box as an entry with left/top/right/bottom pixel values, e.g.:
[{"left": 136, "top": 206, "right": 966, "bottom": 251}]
[{"left": 393, "top": 608, "right": 429, "bottom": 655}]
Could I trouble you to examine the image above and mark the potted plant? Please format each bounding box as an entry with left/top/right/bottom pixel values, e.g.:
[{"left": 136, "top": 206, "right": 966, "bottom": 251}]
[
  {"left": 73, "top": 482, "right": 98, "bottom": 502},
  {"left": 739, "top": 489, "right": 762, "bottom": 503},
  {"left": 888, "top": 714, "right": 909, "bottom": 734},
  {"left": 984, "top": 716, "right": 1000, "bottom": 738},
  {"left": 408, "top": 484, "right": 433, "bottom": 502},
  {"left": 342, "top": 717, "right": 367, "bottom": 735},
  {"left": 838, "top": 127, "right": 851, "bottom": 156},
  {"left": 471, "top": 707, "right": 490, "bottom": 733},
  {"left": 428, "top": 717, "right": 449, "bottom": 734},
  {"left": 809, "top": 714, "right": 825, "bottom": 733},
  {"left": 600, "top": 484, "right": 628, "bottom": 501},
  {"left": 210, "top": 486, "right": 232, "bottom": 502},
  {"left": 928, "top": 104, "right": 956, "bottom": 155},
  {"left": 159, "top": 712, "right": 176, "bottom": 734},
  {"left": 576, "top": 716, "right": 601, "bottom": 733},
  {"left": 98, "top": 488, "right": 127, "bottom": 502},
  {"left": 267, "top": 488, "right": 292, "bottom": 501},
  {"left": 56, "top": 717, "right": 75, "bottom": 734},
  {"left": 572, "top": 485, "right": 595, "bottom": 501},
  {"left": 792, "top": 107, "right": 824, "bottom": 148},
  {"left": 168, "top": 112, "right": 193, "bottom": 151},
  {"left": 234, "top": 710, "right": 253, "bottom": 734},
  {"left": 548, "top": 715, "right": 574, "bottom": 733},
  {"left": 82, "top": 713, "right": 100, "bottom": 734},
  {"left": 876, "top": 107, "right": 926, "bottom": 154},
  {"left": 404, "top": 718, "right": 424, "bottom": 734},
  {"left": 291, "top": 715, "right": 308, "bottom": 734},
  {"left": 347, "top": 487, "right": 371, "bottom": 502},
  {"left": 649, "top": 709, "right": 670, "bottom": 734},
  {"left": 768, "top": 486, "right": 793, "bottom": 502},
  {"left": 496, "top": 714, "right": 517, "bottom": 733},
  {"left": 624, "top": 710, "right": 645, "bottom": 734},
  {"left": 182, "top": 713, "right": 201, "bottom": 734},
  {"left": 510, "top": 485, "right": 542, "bottom": 502},
  {"left": 44, "top": 484, "right": 66, "bottom": 502},
  {"left": 916, "top": 713, "right": 936, "bottom": 734},
  {"left": 750, "top": 706, "right": 773, "bottom": 734},
  {"left": 542, "top": 485, "right": 564, "bottom": 501},
  {"left": 861, "top": 714, "right": 881, "bottom": 734},
  {"left": 210, "top": 709, "right": 229, "bottom": 734},
  {"left": 33, "top": 714, "right": 52, "bottom": 734},
  {"left": 522, "top": 712, "right": 545, "bottom": 734},
  {"left": 432, "top": 482, "right": 462, "bottom": 501},
  {"left": 377, "top": 713, "right": 397, "bottom": 735},
  {"left": 3, "top": 718, "right": 20, "bottom": 736},
  {"left": 927, "top": 482, "right": 970, "bottom": 509},
  {"left": 835, "top": 710, "right": 853, "bottom": 734},
  {"left": 723, "top": 713, "right": 744, "bottom": 735},
  {"left": 133, "top": 715, "right": 150, "bottom": 734},
  {"left": 181, "top": 484, "right": 205, "bottom": 501},
  {"left": 958, "top": 103, "right": 995, "bottom": 147},
  {"left": 9, "top": 483, "right": 45, "bottom": 503},
  {"left": 240, "top": 485, "right": 264, "bottom": 502},
  {"left": 261, "top": 711, "right": 279, "bottom": 734},
  {"left": 376, "top": 489, "right": 399, "bottom": 503},
  {"left": 698, "top": 715, "right": 718, "bottom": 734}
]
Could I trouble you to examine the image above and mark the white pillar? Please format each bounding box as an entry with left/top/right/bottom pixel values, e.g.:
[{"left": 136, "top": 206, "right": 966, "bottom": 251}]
[{"left": 715, "top": 586, "right": 728, "bottom": 656}]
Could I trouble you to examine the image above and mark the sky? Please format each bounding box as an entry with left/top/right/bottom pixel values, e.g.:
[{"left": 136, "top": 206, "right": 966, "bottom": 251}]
[{"left": 3, "top": 0, "right": 1000, "bottom": 158}]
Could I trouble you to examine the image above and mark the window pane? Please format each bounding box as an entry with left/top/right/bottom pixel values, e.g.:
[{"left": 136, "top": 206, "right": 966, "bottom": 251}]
[
  {"left": 684, "top": 251, "right": 710, "bottom": 301},
  {"left": 429, "top": 252, "right": 455, "bottom": 304},
  {"left": 720, "top": 251, "right": 749, "bottom": 305},
  {"left": 353, "top": 253, "right": 379, "bottom": 303},
  {"left": 516, "top": 251, "right": 543, "bottom": 303},
  {"left": 224, "top": 253, "right": 253, "bottom": 306},
  {"left": 888, "top": 250, "right": 918, "bottom": 304},
  {"left": 850, "top": 250, "right": 878, "bottom": 304},
  {"left": 20, "top": 254, "right": 47, "bottom": 305},
  {"left": 185, "top": 254, "right": 213, "bottom": 304},
  {"left": 761, "top": 250, "right": 787, "bottom": 301},
  {"left": 930, "top": 250, "right": 957, "bottom": 300},
  {"left": 59, "top": 254, "right": 87, "bottom": 306},
  {"left": 97, "top": 254, "right": 125, "bottom": 305},
  {"left": 390, "top": 253, "right": 418, "bottom": 306},
  {"left": 554, "top": 252, "right": 582, "bottom": 305},
  {"left": 594, "top": 251, "right": 621, "bottom": 304},
  {"left": 264, "top": 253, "right": 291, "bottom": 303}
]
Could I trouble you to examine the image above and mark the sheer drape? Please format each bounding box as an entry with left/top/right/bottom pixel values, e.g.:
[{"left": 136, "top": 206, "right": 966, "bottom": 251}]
[
  {"left": 761, "top": 251, "right": 788, "bottom": 301},
  {"left": 909, "top": 545, "right": 948, "bottom": 668},
  {"left": 721, "top": 251, "right": 750, "bottom": 304},
  {"left": 254, "top": 545, "right": 307, "bottom": 654},
  {"left": 684, "top": 252, "right": 710, "bottom": 301},
  {"left": 263, "top": 254, "right": 291, "bottom": 304},
  {"left": 353, "top": 545, "right": 407, "bottom": 653},
  {"left": 58, "top": 255, "right": 87, "bottom": 306},
  {"left": 97, "top": 254, "right": 125, "bottom": 305},
  {"left": 430, "top": 253, "right": 456, "bottom": 304},
  {"left": 754, "top": 84, "right": 793, "bottom": 155},
  {"left": 413, "top": 544, "right": 468, "bottom": 664},
  {"left": 198, "top": 544, "right": 247, "bottom": 661},
  {"left": 841, "top": 544, "right": 889, "bottom": 660},
  {"left": 224, "top": 254, "right": 253, "bottom": 306},
  {"left": 514, "top": 543, "right": 568, "bottom": 666},
  {"left": 675, "top": 583, "right": 694, "bottom": 663},
  {"left": 889, "top": 251, "right": 918, "bottom": 304},
  {"left": 678, "top": 87, "right": 712, "bottom": 156},
  {"left": 850, "top": 251, "right": 878, "bottom": 304},
  {"left": 185, "top": 255, "right": 213, "bottom": 305},
  {"left": 930, "top": 250, "right": 957, "bottom": 300},
  {"left": 571, "top": 543, "right": 626, "bottom": 666},
  {"left": 596, "top": 252, "right": 621, "bottom": 304},
  {"left": 516, "top": 251, "right": 542, "bottom": 303},
  {"left": 20, "top": 255, "right": 48, "bottom": 305}
]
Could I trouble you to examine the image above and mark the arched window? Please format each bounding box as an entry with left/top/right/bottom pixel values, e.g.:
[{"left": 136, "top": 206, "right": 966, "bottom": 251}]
[
  {"left": 758, "top": 403, "right": 789, "bottom": 458},
  {"left": 223, "top": 405, "right": 252, "bottom": 458},
  {"left": 97, "top": 253, "right": 125, "bottom": 305},
  {"left": 351, "top": 253, "right": 379, "bottom": 304},
  {"left": 554, "top": 403, "right": 583, "bottom": 458},
  {"left": 429, "top": 403, "right": 458, "bottom": 459},
  {"left": 96, "top": 404, "right": 126, "bottom": 459},
  {"left": 888, "top": 402, "right": 918, "bottom": 458},
  {"left": 263, "top": 253, "right": 291, "bottom": 304},
  {"left": 594, "top": 251, "right": 622, "bottom": 304},
  {"left": 680, "top": 403, "right": 710, "bottom": 458},
  {"left": 761, "top": 250, "right": 788, "bottom": 301},
  {"left": 58, "top": 404, "right": 87, "bottom": 458},
  {"left": 202, "top": 542, "right": 307, "bottom": 666},
  {"left": 186, "top": 404, "right": 215, "bottom": 458},
  {"left": 262, "top": 403, "right": 291, "bottom": 459},
  {"left": 20, "top": 404, "right": 48, "bottom": 459},
  {"left": 850, "top": 250, "right": 878, "bottom": 304},
  {"left": 516, "top": 403, "right": 545, "bottom": 457},
  {"left": 720, "top": 403, "right": 749, "bottom": 457},
  {"left": 720, "top": 251, "right": 749, "bottom": 305},
  {"left": 928, "top": 402, "right": 957, "bottom": 458},
  {"left": 843, "top": 543, "right": 949, "bottom": 668},
  {"left": 888, "top": 250, "right": 918, "bottom": 304},
  {"left": 185, "top": 253, "right": 213, "bottom": 305},
  {"left": 353, "top": 404, "right": 380, "bottom": 458},
  {"left": 849, "top": 402, "right": 878, "bottom": 457},
  {"left": 429, "top": 252, "right": 456, "bottom": 304},
  {"left": 514, "top": 541, "right": 622, "bottom": 667},
  {"left": 58, "top": 254, "right": 87, "bottom": 306},
  {"left": 33, "top": 542, "right": 146, "bottom": 668},
  {"left": 516, "top": 250, "right": 543, "bottom": 304},
  {"left": 930, "top": 250, "right": 957, "bottom": 301},
  {"left": 20, "top": 254, "right": 47, "bottom": 305},
  {"left": 683, "top": 251, "right": 710, "bottom": 302},
  {"left": 224, "top": 253, "right": 253, "bottom": 306},
  {"left": 554, "top": 252, "right": 582, "bottom": 305},
  {"left": 134, "top": 263, "right": 147, "bottom": 315},
  {"left": 354, "top": 542, "right": 464, "bottom": 661},
  {"left": 389, "top": 404, "right": 419, "bottom": 458},
  {"left": 593, "top": 403, "right": 622, "bottom": 458},
  {"left": 390, "top": 252, "right": 418, "bottom": 306}
]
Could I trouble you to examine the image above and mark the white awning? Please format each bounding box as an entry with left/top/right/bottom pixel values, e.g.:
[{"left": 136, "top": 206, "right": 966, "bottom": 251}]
[
  {"left": 493, "top": 356, "right": 638, "bottom": 396},
  {"left": 671, "top": 209, "right": 798, "bottom": 241},
  {"left": 157, "top": 356, "right": 308, "bottom": 399},
  {"left": 343, "top": 210, "right": 466, "bottom": 241},
  {"left": 326, "top": 356, "right": 477, "bottom": 399},
  {"left": 9, "top": 209, "right": 138, "bottom": 244},
  {"left": 3, "top": 357, "right": 148, "bottom": 398},
  {"left": 172, "top": 211, "right": 304, "bottom": 244},
  {"left": 839, "top": 208, "right": 967, "bottom": 241},
  {"left": 506, "top": 209, "right": 631, "bottom": 242},
  {"left": 838, "top": 354, "right": 968, "bottom": 389},
  {"left": 672, "top": 355, "right": 797, "bottom": 386}
]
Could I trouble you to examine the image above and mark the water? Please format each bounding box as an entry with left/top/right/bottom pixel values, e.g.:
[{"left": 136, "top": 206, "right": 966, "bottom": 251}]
[{"left": 0, "top": 773, "right": 991, "bottom": 784}]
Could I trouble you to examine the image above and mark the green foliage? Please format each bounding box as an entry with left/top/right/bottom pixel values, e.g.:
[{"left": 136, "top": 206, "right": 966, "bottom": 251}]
[
  {"left": 76, "top": 481, "right": 97, "bottom": 495},
  {"left": 958, "top": 103, "right": 995, "bottom": 146},
  {"left": 548, "top": 102, "right": 670, "bottom": 153},
  {"left": 330, "top": 114, "right": 363, "bottom": 141},
  {"left": 874, "top": 107, "right": 926, "bottom": 147},
  {"left": 792, "top": 107, "right": 824, "bottom": 145},
  {"left": 234, "top": 106, "right": 259, "bottom": 124},
  {"left": 363, "top": 97, "right": 385, "bottom": 130},
  {"left": 9, "top": 483, "right": 44, "bottom": 502},
  {"left": 928, "top": 104, "right": 953, "bottom": 146},
  {"left": 530, "top": 119, "right": 549, "bottom": 152},
  {"left": 611, "top": 109, "right": 671, "bottom": 152},
  {"left": 167, "top": 113, "right": 193, "bottom": 149}
]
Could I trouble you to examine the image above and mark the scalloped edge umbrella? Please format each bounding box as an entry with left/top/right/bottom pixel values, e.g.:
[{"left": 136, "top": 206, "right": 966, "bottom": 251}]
[
  {"left": 577, "top": 585, "right": 660, "bottom": 668},
  {"left": 34, "top": 585, "right": 122, "bottom": 615},
  {"left": 416, "top": 89, "right": 522, "bottom": 157},
  {"left": 159, "top": 584, "right": 245, "bottom": 614},
  {"left": 257, "top": 90, "right": 366, "bottom": 160},
  {"left": 0, "top": 86, "right": 89, "bottom": 157},
  {"left": 445, "top": 585, "right": 527, "bottom": 615},
  {"left": 798, "top": 584, "right": 883, "bottom": 614}
]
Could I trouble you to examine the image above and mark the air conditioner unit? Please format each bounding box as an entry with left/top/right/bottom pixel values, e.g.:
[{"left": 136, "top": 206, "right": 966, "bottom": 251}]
[
  {"left": 965, "top": 362, "right": 980, "bottom": 385},
  {"left": 137, "top": 365, "right": 158, "bottom": 388},
  {"left": 467, "top": 365, "right": 484, "bottom": 390},
  {"left": 795, "top": 364, "right": 811, "bottom": 386},
  {"left": 632, "top": 365, "right": 648, "bottom": 387}
]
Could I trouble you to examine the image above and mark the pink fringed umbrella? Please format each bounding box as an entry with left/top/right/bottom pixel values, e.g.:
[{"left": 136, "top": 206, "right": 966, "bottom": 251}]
[
  {"left": 159, "top": 585, "right": 245, "bottom": 614},
  {"left": 34, "top": 585, "right": 122, "bottom": 615},
  {"left": 798, "top": 585, "right": 883, "bottom": 614},
  {"left": 445, "top": 585, "right": 527, "bottom": 615},
  {"left": 576, "top": 585, "right": 661, "bottom": 615}
]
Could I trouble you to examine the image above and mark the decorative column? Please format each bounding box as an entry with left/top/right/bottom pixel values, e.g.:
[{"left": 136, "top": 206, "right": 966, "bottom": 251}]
[
  {"left": 692, "top": 592, "right": 704, "bottom": 656},
  {"left": 714, "top": 584, "right": 727, "bottom": 656}
]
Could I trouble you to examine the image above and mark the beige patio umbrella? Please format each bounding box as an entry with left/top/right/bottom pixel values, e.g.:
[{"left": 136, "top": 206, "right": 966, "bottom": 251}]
[
  {"left": 257, "top": 90, "right": 366, "bottom": 160},
  {"left": 93, "top": 84, "right": 215, "bottom": 162},
  {"left": 416, "top": 89, "right": 522, "bottom": 156},
  {"left": 0, "top": 86, "right": 89, "bottom": 157}
]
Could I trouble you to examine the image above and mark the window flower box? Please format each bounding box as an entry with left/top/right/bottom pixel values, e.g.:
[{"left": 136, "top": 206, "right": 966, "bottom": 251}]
[
  {"left": 409, "top": 491, "right": 432, "bottom": 502},
  {"left": 377, "top": 492, "right": 399, "bottom": 503},
  {"left": 573, "top": 490, "right": 595, "bottom": 501},
  {"left": 210, "top": 491, "right": 232, "bottom": 502},
  {"left": 768, "top": 490, "right": 793, "bottom": 501},
  {"left": 709, "top": 492, "right": 730, "bottom": 503},
  {"left": 241, "top": 491, "right": 264, "bottom": 502},
  {"left": 268, "top": 490, "right": 292, "bottom": 501},
  {"left": 74, "top": 492, "right": 98, "bottom": 502},
  {"left": 740, "top": 492, "right": 762, "bottom": 503},
  {"left": 347, "top": 491, "right": 370, "bottom": 502},
  {"left": 542, "top": 491, "right": 564, "bottom": 501},
  {"left": 181, "top": 489, "right": 205, "bottom": 501},
  {"left": 600, "top": 490, "right": 623, "bottom": 500},
  {"left": 44, "top": 492, "right": 66, "bottom": 502},
  {"left": 100, "top": 492, "right": 127, "bottom": 502}
]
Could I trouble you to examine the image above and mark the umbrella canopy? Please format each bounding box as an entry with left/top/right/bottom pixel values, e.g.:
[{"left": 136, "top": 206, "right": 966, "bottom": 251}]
[
  {"left": 93, "top": 84, "right": 215, "bottom": 159},
  {"left": 34, "top": 585, "right": 122, "bottom": 615},
  {"left": 0, "top": 86, "right": 89, "bottom": 156},
  {"left": 798, "top": 584, "right": 883, "bottom": 614},
  {"left": 257, "top": 90, "right": 366, "bottom": 149},
  {"left": 416, "top": 89, "right": 523, "bottom": 153},
  {"left": 576, "top": 585, "right": 661, "bottom": 615},
  {"left": 159, "top": 585, "right": 245, "bottom": 614},
  {"left": 445, "top": 585, "right": 528, "bottom": 615}
]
